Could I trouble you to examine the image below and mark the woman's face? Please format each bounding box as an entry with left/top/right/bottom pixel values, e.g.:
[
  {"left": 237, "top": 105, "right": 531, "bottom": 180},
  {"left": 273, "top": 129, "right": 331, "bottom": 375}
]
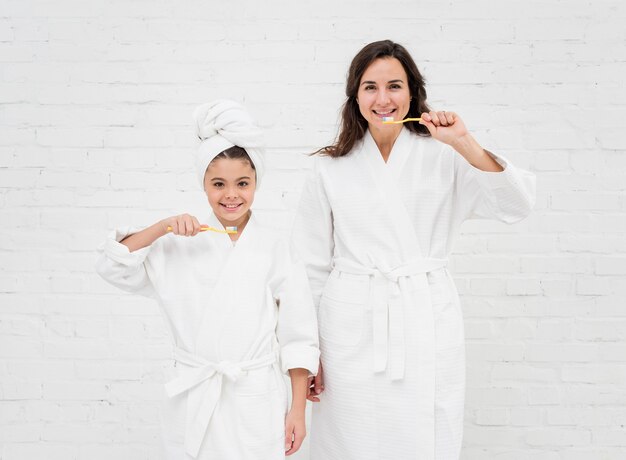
[
  {"left": 204, "top": 158, "right": 256, "bottom": 229},
  {"left": 356, "top": 57, "right": 411, "bottom": 128}
]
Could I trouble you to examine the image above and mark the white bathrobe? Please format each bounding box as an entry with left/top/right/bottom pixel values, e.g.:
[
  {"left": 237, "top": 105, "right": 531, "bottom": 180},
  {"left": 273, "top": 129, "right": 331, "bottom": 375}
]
[
  {"left": 292, "top": 128, "right": 535, "bottom": 460},
  {"left": 96, "top": 213, "right": 319, "bottom": 460}
]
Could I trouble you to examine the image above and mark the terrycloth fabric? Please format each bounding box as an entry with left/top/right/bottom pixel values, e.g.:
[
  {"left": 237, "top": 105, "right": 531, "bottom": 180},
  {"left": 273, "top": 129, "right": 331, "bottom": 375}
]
[
  {"left": 96, "top": 213, "right": 320, "bottom": 459},
  {"left": 193, "top": 99, "right": 265, "bottom": 188},
  {"left": 292, "top": 127, "right": 536, "bottom": 460}
]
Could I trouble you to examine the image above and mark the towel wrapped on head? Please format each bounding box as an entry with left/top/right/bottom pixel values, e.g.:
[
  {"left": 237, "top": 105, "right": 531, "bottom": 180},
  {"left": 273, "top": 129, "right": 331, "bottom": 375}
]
[{"left": 193, "top": 99, "right": 265, "bottom": 188}]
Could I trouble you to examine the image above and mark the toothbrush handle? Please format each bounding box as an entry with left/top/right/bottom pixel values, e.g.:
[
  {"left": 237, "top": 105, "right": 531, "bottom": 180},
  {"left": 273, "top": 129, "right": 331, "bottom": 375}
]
[
  {"left": 166, "top": 225, "right": 212, "bottom": 232},
  {"left": 166, "top": 226, "right": 236, "bottom": 234},
  {"left": 383, "top": 117, "right": 422, "bottom": 124}
]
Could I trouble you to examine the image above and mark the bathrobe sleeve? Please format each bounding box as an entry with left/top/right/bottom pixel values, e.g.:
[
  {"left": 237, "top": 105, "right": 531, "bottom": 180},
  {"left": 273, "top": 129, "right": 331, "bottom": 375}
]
[
  {"left": 271, "top": 241, "right": 320, "bottom": 376},
  {"left": 291, "top": 158, "right": 334, "bottom": 312},
  {"left": 454, "top": 148, "right": 536, "bottom": 223},
  {"left": 95, "top": 226, "right": 157, "bottom": 298}
]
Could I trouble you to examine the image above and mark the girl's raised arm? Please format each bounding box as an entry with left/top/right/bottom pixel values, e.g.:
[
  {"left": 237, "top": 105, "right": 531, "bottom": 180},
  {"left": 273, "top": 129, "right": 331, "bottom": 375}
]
[{"left": 121, "top": 214, "right": 203, "bottom": 252}]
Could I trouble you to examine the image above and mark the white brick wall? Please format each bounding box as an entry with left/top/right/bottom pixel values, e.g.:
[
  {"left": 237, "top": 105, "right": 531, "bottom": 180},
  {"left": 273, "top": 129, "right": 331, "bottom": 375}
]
[{"left": 1, "top": 0, "right": 625, "bottom": 458}]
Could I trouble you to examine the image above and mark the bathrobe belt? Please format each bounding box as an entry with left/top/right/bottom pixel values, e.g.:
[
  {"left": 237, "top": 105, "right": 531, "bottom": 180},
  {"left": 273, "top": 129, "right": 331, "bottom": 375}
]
[
  {"left": 165, "top": 347, "right": 278, "bottom": 458},
  {"left": 332, "top": 257, "right": 448, "bottom": 381}
]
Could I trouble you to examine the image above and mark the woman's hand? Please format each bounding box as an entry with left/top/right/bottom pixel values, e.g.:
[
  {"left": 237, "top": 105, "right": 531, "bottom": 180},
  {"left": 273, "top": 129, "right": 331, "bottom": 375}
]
[
  {"left": 307, "top": 360, "right": 324, "bottom": 402},
  {"left": 420, "top": 111, "right": 503, "bottom": 172},
  {"left": 161, "top": 214, "right": 203, "bottom": 237},
  {"left": 419, "top": 110, "right": 469, "bottom": 146},
  {"left": 284, "top": 407, "right": 306, "bottom": 456}
]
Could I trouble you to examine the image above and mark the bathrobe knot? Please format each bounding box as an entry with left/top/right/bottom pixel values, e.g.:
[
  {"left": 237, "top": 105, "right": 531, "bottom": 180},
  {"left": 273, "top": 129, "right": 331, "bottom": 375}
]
[
  {"left": 332, "top": 257, "right": 447, "bottom": 381},
  {"left": 165, "top": 347, "right": 278, "bottom": 458},
  {"left": 215, "top": 361, "right": 245, "bottom": 381}
]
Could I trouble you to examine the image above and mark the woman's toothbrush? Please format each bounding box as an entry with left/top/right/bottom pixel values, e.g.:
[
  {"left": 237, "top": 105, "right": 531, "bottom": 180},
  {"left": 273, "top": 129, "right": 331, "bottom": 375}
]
[
  {"left": 166, "top": 226, "right": 237, "bottom": 234},
  {"left": 382, "top": 117, "right": 422, "bottom": 124}
]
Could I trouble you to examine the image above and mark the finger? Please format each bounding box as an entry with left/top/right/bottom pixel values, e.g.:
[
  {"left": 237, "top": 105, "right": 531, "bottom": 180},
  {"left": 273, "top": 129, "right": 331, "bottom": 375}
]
[
  {"left": 177, "top": 215, "right": 188, "bottom": 235},
  {"left": 184, "top": 214, "right": 195, "bottom": 236},
  {"left": 316, "top": 362, "right": 325, "bottom": 394},
  {"left": 313, "top": 376, "right": 321, "bottom": 395},
  {"left": 419, "top": 118, "right": 437, "bottom": 136},
  {"left": 437, "top": 111, "right": 449, "bottom": 126},
  {"left": 429, "top": 111, "right": 441, "bottom": 127},
  {"left": 306, "top": 376, "right": 314, "bottom": 397},
  {"left": 191, "top": 216, "right": 201, "bottom": 236},
  {"left": 307, "top": 380, "right": 321, "bottom": 401},
  {"left": 178, "top": 218, "right": 188, "bottom": 236},
  {"left": 314, "top": 377, "right": 323, "bottom": 395},
  {"left": 444, "top": 111, "right": 456, "bottom": 125},
  {"left": 182, "top": 215, "right": 193, "bottom": 236},
  {"left": 420, "top": 112, "right": 431, "bottom": 123},
  {"left": 170, "top": 219, "right": 180, "bottom": 235},
  {"left": 284, "top": 425, "right": 293, "bottom": 452},
  {"left": 179, "top": 215, "right": 188, "bottom": 236},
  {"left": 289, "top": 430, "right": 305, "bottom": 455}
]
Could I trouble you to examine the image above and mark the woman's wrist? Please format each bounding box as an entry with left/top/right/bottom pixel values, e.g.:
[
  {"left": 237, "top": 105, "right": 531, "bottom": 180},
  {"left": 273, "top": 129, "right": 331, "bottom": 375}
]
[
  {"left": 451, "top": 134, "right": 503, "bottom": 172},
  {"left": 451, "top": 134, "right": 483, "bottom": 162}
]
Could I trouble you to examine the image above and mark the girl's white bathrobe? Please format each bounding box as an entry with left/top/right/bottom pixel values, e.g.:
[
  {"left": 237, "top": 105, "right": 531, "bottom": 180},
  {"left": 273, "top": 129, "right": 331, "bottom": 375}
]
[
  {"left": 293, "top": 128, "right": 535, "bottom": 460},
  {"left": 96, "top": 213, "right": 319, "bottom": 460}
]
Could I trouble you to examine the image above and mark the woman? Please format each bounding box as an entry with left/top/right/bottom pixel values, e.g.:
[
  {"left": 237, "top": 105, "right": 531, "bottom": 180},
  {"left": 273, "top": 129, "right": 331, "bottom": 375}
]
[{"left": 293, "top": 40, "right": 535, "bottom": 459}]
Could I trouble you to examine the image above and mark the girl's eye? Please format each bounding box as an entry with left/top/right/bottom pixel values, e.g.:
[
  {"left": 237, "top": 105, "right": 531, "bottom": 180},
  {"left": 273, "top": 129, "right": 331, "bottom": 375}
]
[
  {"left": 213, "top": 182, "right": 224, "bottom": 188},
  {"left": 238, "top": 181, "right": 249, "bottom": 187}
]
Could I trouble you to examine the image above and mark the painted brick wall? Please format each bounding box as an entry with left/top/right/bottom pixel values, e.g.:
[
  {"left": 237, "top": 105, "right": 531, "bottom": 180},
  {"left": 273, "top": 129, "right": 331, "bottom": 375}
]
[{"left": 1, "top": 0, "right": 625, "bottom": 458}]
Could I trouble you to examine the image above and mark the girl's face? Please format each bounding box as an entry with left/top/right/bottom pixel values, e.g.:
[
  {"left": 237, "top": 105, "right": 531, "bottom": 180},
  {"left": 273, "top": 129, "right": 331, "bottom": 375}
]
[
  {"left": 204, "top": 158, "right": 256, "bottom": 229},
  {"left": 356, "top": 57, "right": 411, "bottom": 129}
]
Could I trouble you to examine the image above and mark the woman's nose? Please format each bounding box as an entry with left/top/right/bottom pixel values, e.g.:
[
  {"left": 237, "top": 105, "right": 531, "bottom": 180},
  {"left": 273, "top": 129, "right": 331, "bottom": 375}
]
[{"left": 376, "top": 89, "right": 390, "bottom": 105}]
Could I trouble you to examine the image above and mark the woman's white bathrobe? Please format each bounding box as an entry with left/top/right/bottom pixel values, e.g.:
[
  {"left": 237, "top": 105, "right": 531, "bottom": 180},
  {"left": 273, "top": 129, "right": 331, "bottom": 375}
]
[
  {"left": 293, "top": 128, "right": 535, "bottom": 460},
  {"left": 96, "top": 213, "right": 319, "bottom": 460}
]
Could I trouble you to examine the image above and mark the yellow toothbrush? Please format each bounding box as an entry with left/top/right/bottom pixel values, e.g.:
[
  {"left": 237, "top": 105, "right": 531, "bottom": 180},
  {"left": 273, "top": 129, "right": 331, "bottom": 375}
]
[
  {"left": 166, "top": 226, "right": 237, "bottom": 234},
  {"left": 382, "top": 117, "right": 422, "bottom": 124}
]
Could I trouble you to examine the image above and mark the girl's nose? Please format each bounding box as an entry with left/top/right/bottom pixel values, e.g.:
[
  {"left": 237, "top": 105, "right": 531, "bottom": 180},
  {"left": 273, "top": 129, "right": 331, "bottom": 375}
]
[{"left": 225, "top": 187, "right": 238, "bottom": 198}]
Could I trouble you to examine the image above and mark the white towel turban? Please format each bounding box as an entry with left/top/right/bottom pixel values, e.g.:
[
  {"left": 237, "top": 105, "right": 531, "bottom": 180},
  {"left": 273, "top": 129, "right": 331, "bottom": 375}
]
[{"left": 193, "top": 99, "right": 265, "bottom": 188}]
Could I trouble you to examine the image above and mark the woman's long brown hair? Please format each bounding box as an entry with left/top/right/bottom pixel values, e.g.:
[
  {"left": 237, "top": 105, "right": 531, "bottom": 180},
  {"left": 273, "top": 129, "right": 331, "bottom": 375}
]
[{"left": 316, "top": 40, "right": 432, "bottom": 158}]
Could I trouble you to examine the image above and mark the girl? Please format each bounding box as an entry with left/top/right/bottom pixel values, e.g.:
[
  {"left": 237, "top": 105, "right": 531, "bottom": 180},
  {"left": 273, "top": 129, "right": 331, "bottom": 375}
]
[
  {"left": 294, "top": 40, "right": 536, "bottom": 459},
  {"left": 96, "top": 99, "right": 319, "bottom": 459}
]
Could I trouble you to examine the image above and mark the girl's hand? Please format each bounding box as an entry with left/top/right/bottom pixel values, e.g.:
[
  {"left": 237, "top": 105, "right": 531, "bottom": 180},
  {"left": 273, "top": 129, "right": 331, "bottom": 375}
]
[
  {"left": 284, "top": 407, "right": 306, "bottom": 456},
  {"left": 306, "top": 360, "right": 324, "bottom": 402},
  {"left": 161, "top": 214, "right": 203, "bottom": 237},
  {"left": 419, "top": 110, "right": 469, "bottom": 146}
]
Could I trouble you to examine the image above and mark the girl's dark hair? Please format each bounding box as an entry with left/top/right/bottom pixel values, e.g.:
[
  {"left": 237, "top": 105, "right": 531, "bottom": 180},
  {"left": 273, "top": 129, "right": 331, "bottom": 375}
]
[
  {"left": 211, "top": 145, "right": 256, "bottom": 170},
  {"left": 316, "top": 40, "right": 431, "bottom": 158}
]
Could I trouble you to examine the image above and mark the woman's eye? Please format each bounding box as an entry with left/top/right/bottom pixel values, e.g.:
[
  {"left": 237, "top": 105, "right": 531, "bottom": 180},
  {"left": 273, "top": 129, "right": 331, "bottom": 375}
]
[
  {"left": 390, "top": 84, "right": 401, "bottom": 89},
  {"left": 365, "top": 85, "right": 376, "bottom": 91}
]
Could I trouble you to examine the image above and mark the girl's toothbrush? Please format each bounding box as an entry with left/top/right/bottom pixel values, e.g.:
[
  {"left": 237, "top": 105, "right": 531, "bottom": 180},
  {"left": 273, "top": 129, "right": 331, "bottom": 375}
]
[
  {"left": 382, "top": 116, "right": 422, "bottom": 124},
  {"left": 166, "top": 226, "right": 237, "bottom": 234}
]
